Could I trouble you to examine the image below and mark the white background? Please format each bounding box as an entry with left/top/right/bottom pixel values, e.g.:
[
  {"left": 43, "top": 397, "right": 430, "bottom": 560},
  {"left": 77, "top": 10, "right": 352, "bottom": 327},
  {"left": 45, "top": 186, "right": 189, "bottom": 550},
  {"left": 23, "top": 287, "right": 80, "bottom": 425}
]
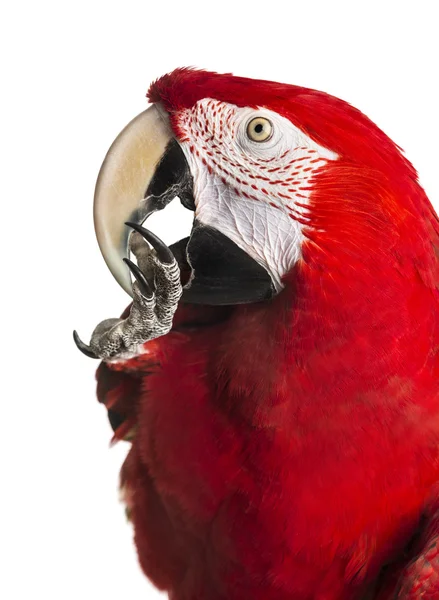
[{"left": 1, "top": 1, "right": 438, "bottom": 598}]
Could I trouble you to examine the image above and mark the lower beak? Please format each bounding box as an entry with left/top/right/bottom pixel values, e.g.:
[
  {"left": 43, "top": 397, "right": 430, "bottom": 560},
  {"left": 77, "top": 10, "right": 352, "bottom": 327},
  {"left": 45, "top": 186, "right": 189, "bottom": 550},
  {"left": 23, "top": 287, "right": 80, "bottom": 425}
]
[{"left": 94, "top": 105, "right": 275, "bottom": 305}]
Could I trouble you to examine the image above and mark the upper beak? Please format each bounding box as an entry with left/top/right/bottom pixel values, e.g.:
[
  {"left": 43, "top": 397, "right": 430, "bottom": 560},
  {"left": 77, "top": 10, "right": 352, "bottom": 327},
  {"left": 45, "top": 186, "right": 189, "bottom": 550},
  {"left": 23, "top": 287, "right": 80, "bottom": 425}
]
[
  {"left": 94, "top": 104, "right": 275, "bottom": 305},
  {"left": 94, "top": 104, "right": 194, "bottom": 296}
]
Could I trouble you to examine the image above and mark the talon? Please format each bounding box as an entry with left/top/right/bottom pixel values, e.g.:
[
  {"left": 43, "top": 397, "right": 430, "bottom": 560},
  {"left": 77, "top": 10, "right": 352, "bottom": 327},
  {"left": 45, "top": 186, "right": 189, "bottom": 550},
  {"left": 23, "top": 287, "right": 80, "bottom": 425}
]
[
  {"left": 73, "top": 330, "right": 98, "bottom": 359},
  {"left": 125, "top": 222, "right": 174, "bottom": 264},
  {"left": 123, "top": 258, "right": 154, "bottom": 298}
]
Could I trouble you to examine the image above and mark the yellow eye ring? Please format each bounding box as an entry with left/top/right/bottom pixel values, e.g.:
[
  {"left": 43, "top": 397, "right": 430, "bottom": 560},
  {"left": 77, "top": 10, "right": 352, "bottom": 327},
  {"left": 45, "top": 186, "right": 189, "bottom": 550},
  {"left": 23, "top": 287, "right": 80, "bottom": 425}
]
[{"left": 246, "top": 117, "right": 273, "bottom": 142}]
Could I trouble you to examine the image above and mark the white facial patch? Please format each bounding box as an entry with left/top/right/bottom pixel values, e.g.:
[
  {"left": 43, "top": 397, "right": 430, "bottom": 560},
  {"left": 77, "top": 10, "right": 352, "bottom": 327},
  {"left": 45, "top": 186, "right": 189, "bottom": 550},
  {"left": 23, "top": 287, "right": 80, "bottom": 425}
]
[{"left": 176, "top": 99, "right": 338, "bottom": 291}]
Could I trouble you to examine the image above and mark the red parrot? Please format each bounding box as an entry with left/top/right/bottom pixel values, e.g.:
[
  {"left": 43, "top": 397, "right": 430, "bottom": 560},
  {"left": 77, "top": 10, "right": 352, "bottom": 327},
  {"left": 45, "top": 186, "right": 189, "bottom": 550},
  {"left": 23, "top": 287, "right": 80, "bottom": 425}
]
[{"left": 75, "top": 68, "right": 439, "bottom": 600}]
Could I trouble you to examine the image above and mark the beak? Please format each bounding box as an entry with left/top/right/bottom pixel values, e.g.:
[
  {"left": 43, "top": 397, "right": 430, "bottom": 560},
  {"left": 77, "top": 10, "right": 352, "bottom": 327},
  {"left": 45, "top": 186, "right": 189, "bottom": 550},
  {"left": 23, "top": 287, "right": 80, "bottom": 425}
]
[
  {"left": 94, "top": 105, "right": 194, "bottom": 296},
  {"left": 94, "top": 104, "right": 275, "bottom": 305}
]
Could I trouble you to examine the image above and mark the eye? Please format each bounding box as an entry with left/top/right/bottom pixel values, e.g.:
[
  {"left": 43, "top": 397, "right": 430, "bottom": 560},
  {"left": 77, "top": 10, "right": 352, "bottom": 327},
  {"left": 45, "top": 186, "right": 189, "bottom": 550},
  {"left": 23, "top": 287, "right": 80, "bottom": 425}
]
[{"left": 246, "top": 117, "right": 273, "bottom": 142}]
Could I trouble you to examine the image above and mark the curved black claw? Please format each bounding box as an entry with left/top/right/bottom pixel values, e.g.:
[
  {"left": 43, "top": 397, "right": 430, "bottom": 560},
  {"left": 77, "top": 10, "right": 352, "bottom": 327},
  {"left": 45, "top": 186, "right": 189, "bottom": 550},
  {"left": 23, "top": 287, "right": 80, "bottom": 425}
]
[
  {"left": 123, "top": 258, "right": 154, "bottom": 298},
  {"left": 73, "top": 330, "right": 98, "bottom": 359},
  {"left": 125, "top": 222, "right": 174, "bottom": 264}
]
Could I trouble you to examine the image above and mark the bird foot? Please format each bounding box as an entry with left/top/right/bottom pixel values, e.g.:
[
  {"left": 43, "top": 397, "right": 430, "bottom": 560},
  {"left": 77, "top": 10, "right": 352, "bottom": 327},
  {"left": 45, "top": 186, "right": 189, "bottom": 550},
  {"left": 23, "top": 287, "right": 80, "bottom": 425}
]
[{"left": 74, "top": 224, "right": 182, "bottom": 360}]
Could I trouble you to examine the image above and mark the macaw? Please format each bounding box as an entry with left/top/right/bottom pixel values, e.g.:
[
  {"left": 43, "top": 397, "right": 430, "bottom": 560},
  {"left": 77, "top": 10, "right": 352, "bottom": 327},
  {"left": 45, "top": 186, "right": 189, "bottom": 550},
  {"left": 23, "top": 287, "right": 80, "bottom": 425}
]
[{"left": 74, "top": 68, "right": 439, "bottom": 600}]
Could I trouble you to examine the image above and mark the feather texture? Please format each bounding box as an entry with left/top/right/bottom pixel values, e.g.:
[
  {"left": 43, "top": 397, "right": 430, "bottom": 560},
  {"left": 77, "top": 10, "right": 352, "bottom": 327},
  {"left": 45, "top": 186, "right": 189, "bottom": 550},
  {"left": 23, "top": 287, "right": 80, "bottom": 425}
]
[{"left": 97, "top": 69, "right": 439, "bottom": 600}]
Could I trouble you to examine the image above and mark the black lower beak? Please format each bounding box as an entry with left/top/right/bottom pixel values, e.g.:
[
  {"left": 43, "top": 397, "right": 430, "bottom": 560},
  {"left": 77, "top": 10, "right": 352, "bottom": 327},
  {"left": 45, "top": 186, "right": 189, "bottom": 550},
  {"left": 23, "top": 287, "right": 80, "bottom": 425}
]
[{"left": 176, "top": 222, "right": 275, "bottom": 305}]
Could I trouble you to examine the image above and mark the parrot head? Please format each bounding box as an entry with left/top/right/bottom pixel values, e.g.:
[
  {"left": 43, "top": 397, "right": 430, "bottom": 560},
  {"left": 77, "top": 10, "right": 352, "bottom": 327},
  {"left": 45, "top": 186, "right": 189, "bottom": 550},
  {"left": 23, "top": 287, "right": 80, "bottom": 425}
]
[{"left": 93, "top": 68, "right": 436, "bottom": 308}]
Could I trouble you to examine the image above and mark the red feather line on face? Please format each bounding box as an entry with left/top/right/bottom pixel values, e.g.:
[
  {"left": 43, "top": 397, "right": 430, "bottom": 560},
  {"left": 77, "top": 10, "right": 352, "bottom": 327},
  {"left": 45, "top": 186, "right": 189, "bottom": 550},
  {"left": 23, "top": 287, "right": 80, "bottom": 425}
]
[
  {"left": 149, "top": 68, "right": 439, "bottom": 283},
  {"left": 148, "top": 68, "right": 410, "bottom": 173}
]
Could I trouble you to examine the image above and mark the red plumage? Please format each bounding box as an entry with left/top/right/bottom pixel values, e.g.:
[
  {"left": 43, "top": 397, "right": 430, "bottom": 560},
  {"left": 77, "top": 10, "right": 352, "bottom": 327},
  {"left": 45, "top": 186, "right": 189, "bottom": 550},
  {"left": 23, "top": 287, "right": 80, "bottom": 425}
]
[{"left": 98, "top": 69, "right": 439, "bottom": 599}]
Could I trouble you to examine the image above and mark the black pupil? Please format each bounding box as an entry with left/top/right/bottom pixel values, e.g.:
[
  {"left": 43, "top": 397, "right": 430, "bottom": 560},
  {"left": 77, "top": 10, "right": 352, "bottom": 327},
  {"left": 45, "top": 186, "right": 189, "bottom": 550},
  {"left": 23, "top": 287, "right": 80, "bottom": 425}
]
[{"left": 254, "top": 123, "right": 264, "bottom": 134}]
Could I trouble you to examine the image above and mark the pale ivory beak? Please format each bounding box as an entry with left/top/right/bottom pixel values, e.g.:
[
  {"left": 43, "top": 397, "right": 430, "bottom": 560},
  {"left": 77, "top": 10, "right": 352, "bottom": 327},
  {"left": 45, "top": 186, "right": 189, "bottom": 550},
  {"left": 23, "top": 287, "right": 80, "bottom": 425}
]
[{"left": 93, "top": 105, "right": 174, "bottom": 296}]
